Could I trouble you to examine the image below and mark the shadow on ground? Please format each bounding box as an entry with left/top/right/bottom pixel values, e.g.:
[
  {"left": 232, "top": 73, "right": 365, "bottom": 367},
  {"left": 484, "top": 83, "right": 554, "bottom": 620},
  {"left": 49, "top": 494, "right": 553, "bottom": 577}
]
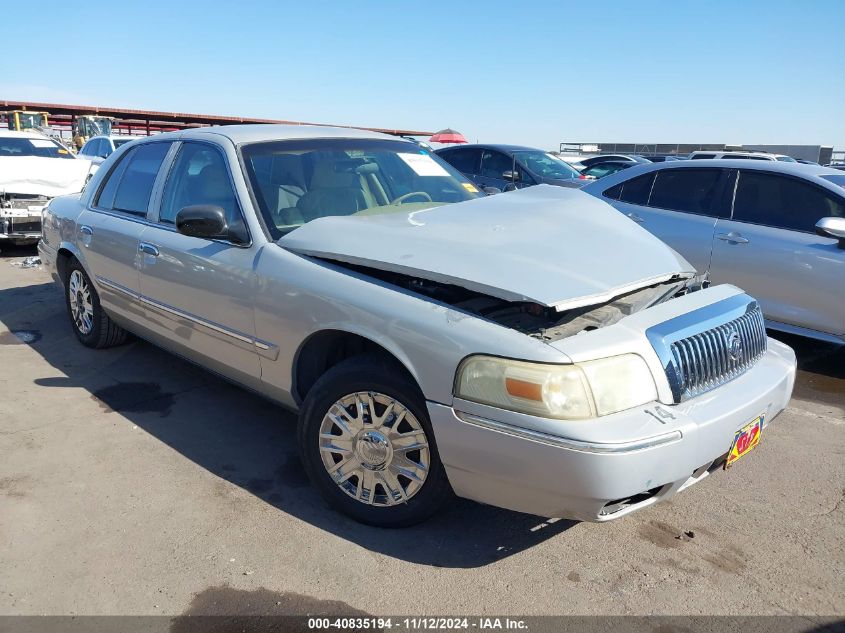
[
  {"left": 1, "top": 279, "right": 575, "bottom": 569},
  {"left": 768, "top": 331, "right": 844, "bottom": 409}
]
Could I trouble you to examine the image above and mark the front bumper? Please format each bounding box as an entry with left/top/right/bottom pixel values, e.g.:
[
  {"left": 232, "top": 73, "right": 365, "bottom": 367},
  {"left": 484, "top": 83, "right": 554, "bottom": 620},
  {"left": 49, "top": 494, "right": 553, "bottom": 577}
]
[
  {"left": 1, "top": 213, "right": 42, "bottom": 243},
  {"left": 429, "top": 338, "right": 796, "bottom": 521}
]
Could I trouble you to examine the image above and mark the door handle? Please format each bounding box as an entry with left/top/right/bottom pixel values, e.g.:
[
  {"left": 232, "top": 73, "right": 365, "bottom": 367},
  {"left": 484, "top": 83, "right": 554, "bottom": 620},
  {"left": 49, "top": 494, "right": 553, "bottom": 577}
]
[
  {"left": 138, "top": 242, "right": 160, "bottom": 257},
  {"left": 79, "top": 225, "right": 94, "bottom": 236},
  {"left": 627, "top": 212, "right": 645, "bottom": 223},
  {"left": 716, "top": 232, "right": 749, "bottom": 244}
]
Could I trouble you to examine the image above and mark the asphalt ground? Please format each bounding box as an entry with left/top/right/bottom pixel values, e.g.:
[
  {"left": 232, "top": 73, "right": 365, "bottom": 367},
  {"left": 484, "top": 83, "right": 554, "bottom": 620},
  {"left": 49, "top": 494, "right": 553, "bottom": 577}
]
[{"left": 0, "top": 244, "right": 842, "bottom": 622}]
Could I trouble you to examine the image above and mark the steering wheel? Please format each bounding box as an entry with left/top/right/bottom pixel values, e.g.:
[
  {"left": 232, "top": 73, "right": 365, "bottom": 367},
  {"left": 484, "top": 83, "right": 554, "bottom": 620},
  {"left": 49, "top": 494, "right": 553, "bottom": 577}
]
[{"left": 392, "top": 191, "right": 432, "bottom": 205}]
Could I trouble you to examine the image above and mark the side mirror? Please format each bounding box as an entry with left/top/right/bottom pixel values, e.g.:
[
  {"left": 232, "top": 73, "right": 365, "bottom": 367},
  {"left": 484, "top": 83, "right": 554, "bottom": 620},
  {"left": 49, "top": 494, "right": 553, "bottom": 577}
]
[
  {"left": 482, "top": 186, "right": 501, "bottom": 195},
  {"left": 502, "top": 170, "right": 520, "bottom": 182},
  {"left": 815, "top": 217, "right": 845, "bottom": 248},
  {"left": 176, "top": 205, "right": 227, "bottom": 239}
]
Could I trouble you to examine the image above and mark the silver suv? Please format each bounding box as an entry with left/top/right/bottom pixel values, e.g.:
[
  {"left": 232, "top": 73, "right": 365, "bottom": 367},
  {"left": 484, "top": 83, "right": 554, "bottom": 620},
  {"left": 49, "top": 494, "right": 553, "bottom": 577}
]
[{"left": 39, "top": 126, "right": 796, "bottom": 526}]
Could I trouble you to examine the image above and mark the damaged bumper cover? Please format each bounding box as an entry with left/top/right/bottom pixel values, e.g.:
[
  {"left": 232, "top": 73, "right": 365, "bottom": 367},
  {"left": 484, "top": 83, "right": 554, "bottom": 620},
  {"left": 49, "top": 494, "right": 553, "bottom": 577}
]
[
  {"left": 430, "top": 338, "right": 795, "bottom": 521},
  {"left": 1, "top": 198, "right": 47, "bottom": 242}
]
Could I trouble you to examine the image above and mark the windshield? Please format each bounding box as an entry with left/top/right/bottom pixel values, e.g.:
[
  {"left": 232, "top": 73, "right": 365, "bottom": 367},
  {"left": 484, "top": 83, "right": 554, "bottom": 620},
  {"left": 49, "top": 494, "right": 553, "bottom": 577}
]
[
  {"left": 17, "top": 113, "right": 47, "bottom": 129},
  {"left": 821, "top": 174, "right": 845, "bottom": 189},
  {"left": 242, "top": 138, "right": 482, "bottom": 238},
  {"left": 513, "top": 151, "right": 581, "bottom": 180},
  {"left": 0, "top": 136, "right": 75, "bottom": 159},
  {"left": 79, "top": 118, "right": 112, "bottom": 137},
  {"left": 113, "top": 138, "right": 134, "bottom": 148}
]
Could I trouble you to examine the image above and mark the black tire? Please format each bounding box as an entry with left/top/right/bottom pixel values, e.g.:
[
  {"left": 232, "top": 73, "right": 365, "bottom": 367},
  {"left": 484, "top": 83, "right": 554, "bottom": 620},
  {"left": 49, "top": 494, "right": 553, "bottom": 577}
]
[
  {"left": 64, "top": 258, "right": 127, "bottom": 348},
  {"left": 298, "top": 354, "right": 453, "bottom": 527}
]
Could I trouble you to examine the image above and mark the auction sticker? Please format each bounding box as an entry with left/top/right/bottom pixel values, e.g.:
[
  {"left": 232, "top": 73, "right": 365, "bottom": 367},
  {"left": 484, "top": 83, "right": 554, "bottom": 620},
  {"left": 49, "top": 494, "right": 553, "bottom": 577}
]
[{"left": 399, "top": 153, "right": 450, "bottom": 177}]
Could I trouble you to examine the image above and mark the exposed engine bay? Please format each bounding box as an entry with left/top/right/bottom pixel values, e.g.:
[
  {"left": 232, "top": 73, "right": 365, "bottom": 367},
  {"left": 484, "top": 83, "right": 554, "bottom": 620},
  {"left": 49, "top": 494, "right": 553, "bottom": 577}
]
[
  {"left": 325, "top": 259, "right": 705, "bottom": 342},
  {"left": 1, "top": 193, "right": 50, "bottom": 242}
]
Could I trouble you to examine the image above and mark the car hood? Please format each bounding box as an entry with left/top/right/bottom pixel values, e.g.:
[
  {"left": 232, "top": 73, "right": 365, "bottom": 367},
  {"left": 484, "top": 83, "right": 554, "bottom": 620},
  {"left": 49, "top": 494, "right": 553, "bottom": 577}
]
[
  {"left": 0, "top": 156, "right": 93, "bottom": 197},
  {"left": 279, "top": 185, "right": 695, "bottom": 311}
]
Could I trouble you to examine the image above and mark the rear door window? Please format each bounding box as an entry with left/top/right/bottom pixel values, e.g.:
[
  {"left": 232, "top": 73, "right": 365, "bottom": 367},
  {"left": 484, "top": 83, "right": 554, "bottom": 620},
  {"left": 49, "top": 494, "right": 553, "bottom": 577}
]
[
  {"left": 648, "top": 168, "right": 725, "bottom": 216},
  {"left": 619, "top": 172, "right": 656, "bottom": 205},
  {"left": 733, "top": 171, "right": 845, "bottom": 232},
  {"left": 439, "top": 148, "right": 481, "bottom": 175},
  {"left": 95, "top": 142, "right": 171, "bottom": 216}
]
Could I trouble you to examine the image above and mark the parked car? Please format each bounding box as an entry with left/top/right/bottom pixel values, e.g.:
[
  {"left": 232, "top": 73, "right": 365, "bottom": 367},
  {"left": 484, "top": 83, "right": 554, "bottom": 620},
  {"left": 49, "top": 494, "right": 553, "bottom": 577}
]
[
  {"left": 40, "top": 125, "right": 796, "bottom": 527},
  {"left": 825, "top": 163, "right": 845, "bottom": 172},
  {"left": 583, "top": 161, "right": 845, "bottom": 344},
  {"left": 435, "top": 144, "right": 585, "bottom": 192},
  {"left": 78, "top": 135, "right": 143, "bottom": 165},
  {"left": 0, "top": 130, "right": 93, "bottom": 245},
  {"left": 580, "top": 161, "right": 634, "bottom": 179},
  {"left": 644, "top": 155, "right": 687, "bottom": 163},
  {"left": 689, "top": 150, "right": 796, "bottom": 162},
  {"left": 579, "top": 154, "right": 651, "bottom": 168}
]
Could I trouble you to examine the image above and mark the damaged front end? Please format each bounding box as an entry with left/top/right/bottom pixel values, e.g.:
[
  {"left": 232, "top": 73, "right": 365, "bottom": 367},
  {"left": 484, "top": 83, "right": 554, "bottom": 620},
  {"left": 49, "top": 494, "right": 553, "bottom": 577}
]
[
  {"left": 1, "top": 192, "right": 50, "bottom": 244},
  {"left": 325, "top": 260, "right": 707, "bottom": 342}
]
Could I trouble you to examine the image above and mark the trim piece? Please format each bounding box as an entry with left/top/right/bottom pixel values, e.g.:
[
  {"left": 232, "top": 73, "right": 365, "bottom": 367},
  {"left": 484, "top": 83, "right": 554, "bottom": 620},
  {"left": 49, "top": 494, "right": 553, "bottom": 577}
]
[
  {"left": 454, "top": 410, "right": 682, "bottom": 454},
  {"left": 95, "top": 276, "right": 279, "bottom": 360}
]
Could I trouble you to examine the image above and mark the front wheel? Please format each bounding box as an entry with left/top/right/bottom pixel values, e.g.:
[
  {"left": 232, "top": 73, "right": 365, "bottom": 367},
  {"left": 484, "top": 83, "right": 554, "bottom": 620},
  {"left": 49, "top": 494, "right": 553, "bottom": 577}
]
[{"left": 298, "top": 355, "right": 452, "bottom": 527}]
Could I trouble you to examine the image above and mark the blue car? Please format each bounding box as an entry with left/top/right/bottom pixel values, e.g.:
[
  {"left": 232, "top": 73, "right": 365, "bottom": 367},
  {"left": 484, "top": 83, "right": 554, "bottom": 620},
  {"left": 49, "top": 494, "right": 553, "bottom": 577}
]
[{"left": 435, "top": 144, "right": 585, "bottom": 192}]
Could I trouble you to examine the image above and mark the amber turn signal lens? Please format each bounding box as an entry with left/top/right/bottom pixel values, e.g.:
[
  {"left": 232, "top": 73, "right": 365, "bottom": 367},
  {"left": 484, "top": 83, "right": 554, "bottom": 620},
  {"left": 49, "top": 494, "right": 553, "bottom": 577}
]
[{"left": 505, "top": 377, "right": 543, "bottom": 401}]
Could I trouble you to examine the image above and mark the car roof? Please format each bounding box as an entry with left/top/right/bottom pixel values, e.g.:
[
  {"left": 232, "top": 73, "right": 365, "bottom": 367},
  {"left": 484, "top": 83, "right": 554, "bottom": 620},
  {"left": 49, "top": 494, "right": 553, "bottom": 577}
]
[
  {"left": 0, "top": 129, "right": 54, "bottom": 139},
  {"left": 86, "top": 134, "right": 143, "bottom": 143},
  {"left": 435, "top": 143, "right": 544, "bottom": 153},
  {"left": 134, "top": 124, "right": 400, "bottom": 146},
  {"left": 582, "top": 159, "right": 845, "bottom": 194},
  {"left": 645, "top": 159, "right": 841, "bottom": 176}
]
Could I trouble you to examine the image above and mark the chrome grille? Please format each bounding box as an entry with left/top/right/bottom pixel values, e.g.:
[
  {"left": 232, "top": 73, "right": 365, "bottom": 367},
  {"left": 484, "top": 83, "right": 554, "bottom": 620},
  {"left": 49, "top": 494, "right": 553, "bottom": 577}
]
[{"left": 669, "top": 305, "right": 767, "bottom": 400}]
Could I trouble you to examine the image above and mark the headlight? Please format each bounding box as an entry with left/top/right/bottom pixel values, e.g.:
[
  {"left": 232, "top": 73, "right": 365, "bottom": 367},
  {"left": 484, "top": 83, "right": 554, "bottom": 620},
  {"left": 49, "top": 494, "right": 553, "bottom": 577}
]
[{"left": 455, "top": 354, "right": 657, "bottom": 420}]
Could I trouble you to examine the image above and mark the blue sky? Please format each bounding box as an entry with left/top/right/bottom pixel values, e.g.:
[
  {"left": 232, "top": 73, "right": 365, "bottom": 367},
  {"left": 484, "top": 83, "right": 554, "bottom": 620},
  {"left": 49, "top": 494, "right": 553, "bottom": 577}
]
[{"left": 3, "top": 0, "right": 843, "bottom": 149}]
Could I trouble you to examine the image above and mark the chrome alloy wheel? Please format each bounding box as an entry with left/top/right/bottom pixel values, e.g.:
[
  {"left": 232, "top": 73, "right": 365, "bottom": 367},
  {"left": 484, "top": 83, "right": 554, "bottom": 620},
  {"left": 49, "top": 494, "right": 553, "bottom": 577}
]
[
  {"left": 68, "top": 270, "right": 94, "bottom": 335},
  {"left": 319, "top": 391, "right": 430, "bottom": 506}
]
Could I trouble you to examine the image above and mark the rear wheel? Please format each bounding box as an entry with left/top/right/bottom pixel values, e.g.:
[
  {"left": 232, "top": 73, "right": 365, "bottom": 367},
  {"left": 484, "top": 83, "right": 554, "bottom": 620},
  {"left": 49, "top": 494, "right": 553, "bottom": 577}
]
[
  {"left": 64, "top": 259, "right": 127, "bottom": 348},
  {"left": 298, "top": 355, "right": 452, "bottom": 527}
]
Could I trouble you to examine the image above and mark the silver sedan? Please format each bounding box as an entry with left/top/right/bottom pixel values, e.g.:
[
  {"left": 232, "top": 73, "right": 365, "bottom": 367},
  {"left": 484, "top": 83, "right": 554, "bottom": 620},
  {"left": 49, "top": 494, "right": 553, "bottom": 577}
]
[
  {"left": 39, "top": 125, "right": 795, "bottom": 527},
  {"left": 583, "top": 160, "right": 845, "bottom": 345}
]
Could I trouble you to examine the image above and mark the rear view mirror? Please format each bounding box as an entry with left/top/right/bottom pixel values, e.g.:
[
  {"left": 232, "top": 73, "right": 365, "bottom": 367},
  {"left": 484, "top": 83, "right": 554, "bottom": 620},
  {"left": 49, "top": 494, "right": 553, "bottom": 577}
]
[
  {"left": 176, "top": 205, "right": 227, "bottom": 239},
  {"left": 502, "top": 170, "right": 520, "bottom": 182},
  {"left": 815, "top": 217, "right": 845, "bottom": 248}
]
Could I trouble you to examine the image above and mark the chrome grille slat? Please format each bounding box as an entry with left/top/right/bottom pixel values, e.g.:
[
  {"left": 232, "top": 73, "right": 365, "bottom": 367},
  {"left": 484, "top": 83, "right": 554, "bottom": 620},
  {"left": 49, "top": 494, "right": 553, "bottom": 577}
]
[{"left": 668, "top": 304, "right": 767, "bottom": 401}]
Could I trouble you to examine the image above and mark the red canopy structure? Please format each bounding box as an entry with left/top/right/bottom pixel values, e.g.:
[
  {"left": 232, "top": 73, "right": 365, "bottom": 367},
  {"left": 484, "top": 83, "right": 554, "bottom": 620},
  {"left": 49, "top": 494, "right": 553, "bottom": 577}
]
[{"left": 429, "top": 128, "right": 467, "bottom": 144}]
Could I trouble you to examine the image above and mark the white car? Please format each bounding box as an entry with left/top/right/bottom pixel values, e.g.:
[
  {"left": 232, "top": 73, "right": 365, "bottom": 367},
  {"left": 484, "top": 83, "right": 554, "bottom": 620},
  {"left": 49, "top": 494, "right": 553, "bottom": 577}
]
[
  {"left": 78, "top": 135, "right": 143, "bottom": 165},
  {"left": 689, "top": 150, "right": 796, "bottom": 162},
  {"left": 0, "top": 130, "right": 93, "bottom": 245}
]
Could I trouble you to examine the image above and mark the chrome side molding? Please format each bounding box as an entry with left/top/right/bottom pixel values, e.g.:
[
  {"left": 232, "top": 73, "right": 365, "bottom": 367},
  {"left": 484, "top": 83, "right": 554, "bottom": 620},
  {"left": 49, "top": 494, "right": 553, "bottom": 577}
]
[{"left": 95, "top": 276, "right": 279, "bottom": 360}]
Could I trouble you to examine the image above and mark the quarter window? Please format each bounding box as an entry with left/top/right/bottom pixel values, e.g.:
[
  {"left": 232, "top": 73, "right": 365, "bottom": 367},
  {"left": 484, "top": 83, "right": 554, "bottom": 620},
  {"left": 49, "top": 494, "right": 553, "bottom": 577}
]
[
  {"left": 159, "top": 142, "right": 240, "bottom": 229},
  {"left": 733, "top": 171, "right": 845, "bottom": 232},
  {"left": 96, "top": 142, "right": 171, "bottom": 216},
  {"left": 648, "top": 169, "right": 725, "bottom": 216}
]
